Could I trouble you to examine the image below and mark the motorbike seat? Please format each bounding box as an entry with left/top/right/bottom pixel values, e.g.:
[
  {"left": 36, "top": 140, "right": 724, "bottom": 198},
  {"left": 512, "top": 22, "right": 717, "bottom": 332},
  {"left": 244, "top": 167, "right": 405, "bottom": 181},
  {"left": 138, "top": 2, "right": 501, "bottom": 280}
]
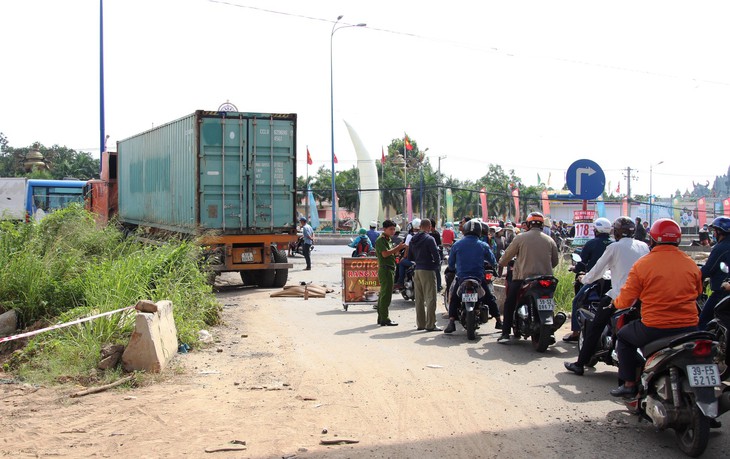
[
  {"left": 641, "top": 331, "right": 716, "bottom": 357},
  {"left": 524, "top": 275, "right": 558, "bottom": 283},
  {"left": 456, "top": 277, "right": 486, "bottom": 297}
]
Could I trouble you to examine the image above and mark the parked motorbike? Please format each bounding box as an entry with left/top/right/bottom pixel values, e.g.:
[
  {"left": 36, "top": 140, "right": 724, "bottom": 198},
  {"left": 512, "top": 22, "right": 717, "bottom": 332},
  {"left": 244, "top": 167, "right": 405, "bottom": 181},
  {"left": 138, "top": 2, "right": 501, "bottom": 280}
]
[
  {"left": 626, "top": 326, "right": 730, "bottom": 457},
  {"left": 508, "top": 263, "right": 567, "bottom": 352},
  {"left": 290, "top": 235, "right": 313, "bottom": 257},
  {"left": 705, "top": 261, "right": 730, "bottom": 380},
  {"left": 400, "top": 264, "right": 415, "bottom": 301}
]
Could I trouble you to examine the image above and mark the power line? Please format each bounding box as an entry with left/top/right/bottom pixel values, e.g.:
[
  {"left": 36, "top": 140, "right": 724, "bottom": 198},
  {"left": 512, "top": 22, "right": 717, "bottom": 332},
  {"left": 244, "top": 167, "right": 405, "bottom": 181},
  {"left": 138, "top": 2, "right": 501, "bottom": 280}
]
[{"left": 208, "top": 0, "right": 730, "bottom": 87}]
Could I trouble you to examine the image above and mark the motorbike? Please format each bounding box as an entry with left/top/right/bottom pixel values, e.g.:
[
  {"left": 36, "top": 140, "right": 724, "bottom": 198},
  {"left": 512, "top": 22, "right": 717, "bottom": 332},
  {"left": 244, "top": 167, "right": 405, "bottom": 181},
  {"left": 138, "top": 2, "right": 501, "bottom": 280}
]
[
  {"left": 448, "top": 264, "right": 496, "bottom": 340},
  {"left": 508, "top": 261, "right": 567, "bottom": 352},
  {"left": 289, "top": 234, "right": 313, "bottom": 257},
  {"left": 578, "top": 302, "right": 639, "bottom": 369},
  {"left": 626, "top": 326, "right": 730, "bottom": 457},
  {"left": 705, "top": 261, "right": 730, "bottom": 380},
  {"left": 400, "top": 264, "right": 415, "bottom": 301}
]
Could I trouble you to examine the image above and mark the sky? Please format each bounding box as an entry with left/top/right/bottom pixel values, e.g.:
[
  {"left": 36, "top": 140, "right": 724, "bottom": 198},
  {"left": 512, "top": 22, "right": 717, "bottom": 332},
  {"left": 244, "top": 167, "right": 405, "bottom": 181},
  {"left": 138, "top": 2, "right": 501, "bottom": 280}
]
[{"left": 1, "top": 0, "right": 729, "bottom": 199}]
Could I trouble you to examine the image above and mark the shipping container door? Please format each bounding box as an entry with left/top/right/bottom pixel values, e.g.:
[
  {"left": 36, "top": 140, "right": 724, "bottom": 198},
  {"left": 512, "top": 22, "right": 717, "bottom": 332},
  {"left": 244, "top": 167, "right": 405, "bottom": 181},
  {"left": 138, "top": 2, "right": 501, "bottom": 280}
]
[
  {"left": 199, "top": 115, "right": 247, "bottom": 231},
  {"left": 248, "top": 117, "right": 296, "bottom": 230}
]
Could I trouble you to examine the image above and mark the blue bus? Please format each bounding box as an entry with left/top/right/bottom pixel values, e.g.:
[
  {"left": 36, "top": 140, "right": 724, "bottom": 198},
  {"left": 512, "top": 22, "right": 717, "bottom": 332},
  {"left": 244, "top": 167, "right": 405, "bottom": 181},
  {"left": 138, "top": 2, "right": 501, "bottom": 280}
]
[{"left": 25, "top": 179, "right": 87, "bottom": 220}]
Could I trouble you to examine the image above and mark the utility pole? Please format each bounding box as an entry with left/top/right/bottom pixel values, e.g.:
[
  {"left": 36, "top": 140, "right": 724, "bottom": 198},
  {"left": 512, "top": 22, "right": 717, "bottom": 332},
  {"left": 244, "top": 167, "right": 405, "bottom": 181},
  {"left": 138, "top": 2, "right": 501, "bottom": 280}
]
[
  {"left": 622, "top": 166, "right": 638, "bottom": 200},
  {"left": 437, "top": 155, "right": 447, "bottom": 228}
]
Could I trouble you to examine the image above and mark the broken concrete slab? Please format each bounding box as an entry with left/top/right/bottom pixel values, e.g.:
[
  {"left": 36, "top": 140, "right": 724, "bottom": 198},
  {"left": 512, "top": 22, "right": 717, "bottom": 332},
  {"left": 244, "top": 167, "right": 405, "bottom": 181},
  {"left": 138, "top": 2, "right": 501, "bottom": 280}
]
[{"left": 122, "top": 300, "right": 177, "bottom": 373}]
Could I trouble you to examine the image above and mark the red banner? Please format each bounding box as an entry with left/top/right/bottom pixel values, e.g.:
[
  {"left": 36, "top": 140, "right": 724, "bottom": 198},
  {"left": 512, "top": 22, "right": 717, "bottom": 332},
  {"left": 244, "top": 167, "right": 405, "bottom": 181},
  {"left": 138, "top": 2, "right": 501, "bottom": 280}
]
[
  {"left": 541, "top": 190, "right": 550, "bottom": 217},
  {"left": 512, "top": 188, "right": 520, "bottom": 223},
  {"left": 480, "top": 188, "right": 488, "bottom": 221},
  {"left": 697, "top": 197, "right": 707, "bottom": 227},
  {"left": 724, "top": 198, "right": 730, "bottom": 216},
  {"left": 622, "top": 196, "right": 629, "bottom": 216},
  {"left": 406, "top": 187, "right": 413, "bottom": 222}
]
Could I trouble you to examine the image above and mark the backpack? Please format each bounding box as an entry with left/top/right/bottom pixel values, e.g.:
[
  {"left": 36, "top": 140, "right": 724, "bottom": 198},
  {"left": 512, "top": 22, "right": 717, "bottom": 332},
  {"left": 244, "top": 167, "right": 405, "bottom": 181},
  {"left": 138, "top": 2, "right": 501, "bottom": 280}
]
[{"left": 352, "top": 237, "right": 370, "bottom": 257}]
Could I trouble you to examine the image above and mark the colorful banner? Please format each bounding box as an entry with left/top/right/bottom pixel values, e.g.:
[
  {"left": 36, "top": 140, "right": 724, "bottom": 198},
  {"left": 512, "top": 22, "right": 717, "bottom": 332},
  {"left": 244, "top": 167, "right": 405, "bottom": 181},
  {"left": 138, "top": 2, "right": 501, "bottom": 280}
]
[
  {"left": 480, "top": 188, "right": 488, "bottom": 221},
  {"left": 406, "top": 187, "right": 413, "bottom": 222},
  {"left": 512, "top": 188, "right": 520, "bottom": 223},
  {"left": 673, "top": 197, "right": 681, "bottom": 222},
  {"left": 724, "top": 198, "right": 730, "bottom": 216},
  {"left": 573, "top": 210, "right": 597, "bottom": 246},
  {"left": 697, "top": 197, "right": 707, "bottom": 227},
  {"left": 595, "top": 195, "right": 605, "bottom": 218},
  {"left": 622, "top": 196, "right": 629, "bottom": 216},
  {"left": 307, "top": 187, "right": 319, "bottom": 230},
  {"left": 341, "top": 257, "right": 380, "bottom": 305},
  {"left": 445, "top": 188, "right": 454, "bottom": 224},
  {"left": 541, "top": 190, "right": 550, "bottom": 217}
]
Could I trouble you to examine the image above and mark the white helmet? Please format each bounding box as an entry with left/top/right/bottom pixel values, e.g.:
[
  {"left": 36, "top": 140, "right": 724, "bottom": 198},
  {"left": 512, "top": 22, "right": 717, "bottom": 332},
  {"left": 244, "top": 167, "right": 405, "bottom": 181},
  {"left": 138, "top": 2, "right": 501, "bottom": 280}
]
[
  {"left": 594, "top": 217, "right": 611, "bottom": 234},
  {"left": 411, "top": 218, "right": 422, "bottom": 229}
]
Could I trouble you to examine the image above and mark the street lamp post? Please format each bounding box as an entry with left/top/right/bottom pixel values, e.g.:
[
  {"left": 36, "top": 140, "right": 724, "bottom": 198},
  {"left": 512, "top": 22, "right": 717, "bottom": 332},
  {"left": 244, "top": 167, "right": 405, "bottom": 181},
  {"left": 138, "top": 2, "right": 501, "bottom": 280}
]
[
  {"left": 330, "top": 16, "right": 366, "bottom": 233},
  {"left": 436, "top": 155, "right": 447, "bottom": 228},
  {"left": 649, "top": 160, "right": 664, "bottom": 225}
]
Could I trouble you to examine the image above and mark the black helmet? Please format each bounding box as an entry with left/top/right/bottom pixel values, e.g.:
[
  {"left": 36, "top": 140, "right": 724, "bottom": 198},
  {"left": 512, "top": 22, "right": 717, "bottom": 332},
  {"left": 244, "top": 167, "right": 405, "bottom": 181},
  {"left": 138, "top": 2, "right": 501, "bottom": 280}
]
[
  {"left": 463, "top": 219, "right": 482, "bottom": 237},
  {"left": 613, "top": 216, "right": 635, "bottom": 238},
  {"left": 480, "top": 221, "right": 490, "bottom": 236}
]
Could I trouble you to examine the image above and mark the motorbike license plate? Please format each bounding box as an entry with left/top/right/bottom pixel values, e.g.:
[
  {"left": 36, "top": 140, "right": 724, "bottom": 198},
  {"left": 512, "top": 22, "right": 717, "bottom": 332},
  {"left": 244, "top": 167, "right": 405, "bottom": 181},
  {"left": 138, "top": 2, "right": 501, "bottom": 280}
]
[
  {"left": 241, "top": 252, "right": 254, "bottom": 262},
  {"left": 536, "top": 298, "right": 556, "bottom": 311},
  {"left": 462, "top": 293, "right": 479, "bottom": 302},
  {"left": 687, "top": 364, "right": 720, "bottom": 387}
]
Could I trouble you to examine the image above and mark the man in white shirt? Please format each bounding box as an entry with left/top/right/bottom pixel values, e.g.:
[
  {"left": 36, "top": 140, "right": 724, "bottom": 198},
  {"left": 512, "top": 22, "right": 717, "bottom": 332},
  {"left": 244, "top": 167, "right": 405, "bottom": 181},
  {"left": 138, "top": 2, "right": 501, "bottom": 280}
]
[{"left": 564, "top": 216, "right": 650, "bottom": 375}]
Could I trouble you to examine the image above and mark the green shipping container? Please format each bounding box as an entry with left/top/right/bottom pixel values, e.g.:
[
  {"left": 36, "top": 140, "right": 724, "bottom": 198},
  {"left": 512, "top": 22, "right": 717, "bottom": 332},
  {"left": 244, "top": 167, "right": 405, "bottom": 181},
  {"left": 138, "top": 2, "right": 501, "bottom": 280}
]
[{"left": 117, "top": 110, "right": 297, "bottom": 235}]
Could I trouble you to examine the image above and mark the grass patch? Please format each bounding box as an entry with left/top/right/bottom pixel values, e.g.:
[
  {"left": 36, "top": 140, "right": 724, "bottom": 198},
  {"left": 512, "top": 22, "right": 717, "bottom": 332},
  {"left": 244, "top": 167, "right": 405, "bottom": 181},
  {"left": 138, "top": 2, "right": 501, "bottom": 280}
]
[{"left": 0, "top": 205, "right": 221, "bottom": 384}]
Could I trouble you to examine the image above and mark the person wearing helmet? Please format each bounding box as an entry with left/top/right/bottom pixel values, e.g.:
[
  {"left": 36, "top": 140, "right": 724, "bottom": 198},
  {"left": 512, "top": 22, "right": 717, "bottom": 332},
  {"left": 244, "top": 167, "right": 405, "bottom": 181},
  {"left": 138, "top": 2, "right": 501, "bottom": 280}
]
[
  {"left": 608, "top": 218, "right": 702, "bottom": 397},
  {"left": 563, "top": 217, "right": 614, "bottom": 342},
  {"left": 634, "top": 217, "right": 647, "bottom": 241},
  {"left": 699, "top": 216, "right": 730, "bottom": 329},
  {"left": 299, "top": 216, "right": 314, "bottom": 270},
  {"left": 442, "top": 221, "right": 455, "bottom": 248},
  {"left": 348, "top": 227, "right": 374, "bottom": 257},
  {"left": 497, "top": 212, "right": 559, "bottom": 343},
  {"left": 395, "top": 218, "right": 421, "bottom": 290},
  {"left": 444, "top": 218, "right": 499, "bottom": 333},
  {"left": 564, "top": 216, "right": 649, "bottom": 375},
  {"left": 367, "top": 221, "right": 380, "bottom": 247}
]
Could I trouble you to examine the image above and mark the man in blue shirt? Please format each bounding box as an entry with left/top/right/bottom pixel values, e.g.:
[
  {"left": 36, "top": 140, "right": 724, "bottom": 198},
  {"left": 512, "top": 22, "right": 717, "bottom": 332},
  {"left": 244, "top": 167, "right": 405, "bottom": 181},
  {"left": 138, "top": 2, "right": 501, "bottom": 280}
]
[
  {"left": 300, "top": 217, "right": 314, "bottom": 271},
  {"left": 444, "top": 219, "right": 499, "bottom": 333},
  {"left": 700, "top": 216, "right": 730, "bottom": 329},
  {"left": 366, "top": 221, "right": 380, "bottom": 247}
]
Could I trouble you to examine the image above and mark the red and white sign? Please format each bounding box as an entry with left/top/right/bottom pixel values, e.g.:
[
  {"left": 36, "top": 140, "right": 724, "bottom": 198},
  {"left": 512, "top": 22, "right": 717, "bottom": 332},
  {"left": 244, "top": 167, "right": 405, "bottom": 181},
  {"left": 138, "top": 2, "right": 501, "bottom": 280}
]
[{"left": 573, "top": 210, "right": 597, "bottom": 246}]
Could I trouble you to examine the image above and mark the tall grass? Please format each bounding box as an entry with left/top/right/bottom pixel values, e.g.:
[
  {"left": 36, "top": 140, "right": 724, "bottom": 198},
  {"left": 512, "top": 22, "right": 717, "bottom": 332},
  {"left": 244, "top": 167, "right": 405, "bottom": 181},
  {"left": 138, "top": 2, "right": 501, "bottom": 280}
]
[
  {"left": 0, "top": 205, "right": 221, "bottom": 383},
  {"left": 553, "top": 258, "right": 577, "bottom": 314}
]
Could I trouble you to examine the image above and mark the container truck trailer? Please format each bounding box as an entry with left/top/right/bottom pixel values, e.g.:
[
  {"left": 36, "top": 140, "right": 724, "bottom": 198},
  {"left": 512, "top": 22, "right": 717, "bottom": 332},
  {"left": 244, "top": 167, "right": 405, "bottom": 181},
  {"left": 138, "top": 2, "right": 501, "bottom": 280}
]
[{"left": 85, "top": 110, "right": 298, "bottom": 287}]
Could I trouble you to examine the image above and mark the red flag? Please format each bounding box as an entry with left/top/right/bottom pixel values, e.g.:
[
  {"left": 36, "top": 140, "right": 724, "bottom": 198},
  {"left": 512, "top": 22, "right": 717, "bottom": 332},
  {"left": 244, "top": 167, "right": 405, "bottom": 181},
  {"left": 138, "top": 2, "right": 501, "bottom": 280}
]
[
  {"left": 333, "top": 153, "right": 338, "bottom": 164},
  {"left": 404, "top": 135, "right": 413, "bottom": 151},
  {"left": 616, "top": 182, "right": 620, "bottom": 194},
  {"left": 306, "top": 147, "right": 313, "bottom": 165},
  {"left": 381, "top": 146, "right": 386, "bottom": 163}
]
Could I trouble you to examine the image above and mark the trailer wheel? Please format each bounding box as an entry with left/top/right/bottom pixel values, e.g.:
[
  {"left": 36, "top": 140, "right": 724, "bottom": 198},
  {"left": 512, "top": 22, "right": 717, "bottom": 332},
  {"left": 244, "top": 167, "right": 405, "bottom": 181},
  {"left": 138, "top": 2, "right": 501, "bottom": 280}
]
[
  {"left": 260, "top": 269, "right": 276, "bottom": 288},
  {"left": 240, "top": 270, "right": 261, "bottom": 286},
  {"left": 272, "top": 249, "right": 288, "bottom": 288}
]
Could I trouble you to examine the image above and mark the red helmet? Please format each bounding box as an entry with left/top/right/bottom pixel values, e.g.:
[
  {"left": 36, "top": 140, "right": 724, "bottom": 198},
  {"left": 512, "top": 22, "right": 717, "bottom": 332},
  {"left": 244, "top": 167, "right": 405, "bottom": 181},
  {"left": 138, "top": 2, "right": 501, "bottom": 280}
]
[
  {"left": 649, "top": 218, "right": 681, "bottom": 244},
  {"left": 526, "top": 212, "right": 545, "bottom": 228}
]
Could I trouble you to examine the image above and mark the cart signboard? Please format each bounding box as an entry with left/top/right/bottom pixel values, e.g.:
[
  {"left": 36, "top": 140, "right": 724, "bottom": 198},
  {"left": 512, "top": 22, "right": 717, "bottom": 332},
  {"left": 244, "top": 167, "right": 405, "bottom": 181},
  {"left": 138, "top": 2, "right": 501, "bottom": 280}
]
[{"left": 341, "top": 257, "right": 380, "bottom": 310}]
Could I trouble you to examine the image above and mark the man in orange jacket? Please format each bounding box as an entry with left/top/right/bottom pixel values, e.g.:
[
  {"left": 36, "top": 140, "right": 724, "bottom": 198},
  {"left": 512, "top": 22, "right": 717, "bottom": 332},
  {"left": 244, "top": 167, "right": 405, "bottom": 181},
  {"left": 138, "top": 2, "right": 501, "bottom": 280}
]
[{"left": 609, "top": 218, "right": 703, "bottom": 397}]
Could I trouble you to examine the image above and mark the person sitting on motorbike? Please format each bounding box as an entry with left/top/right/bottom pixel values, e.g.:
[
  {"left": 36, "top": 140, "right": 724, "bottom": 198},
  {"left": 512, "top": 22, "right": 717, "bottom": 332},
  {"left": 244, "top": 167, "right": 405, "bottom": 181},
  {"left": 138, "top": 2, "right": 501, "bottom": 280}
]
[
  {"left": 497, "top": 212, "right": 558, "bottom": 343},
  {"left": 698, "top": 224, "right": 711, "bottom": 247},
  {"left": 444, "top": 218, "right": 500, "bottom": 333},
  {"left": 564, "top": 216, "right": 649, "bottom": 375},
  {"left": 394, "top": 219, "right": 419, "bottom": 290},
  {"left": 442, "top": 222, "right": 455, "bottom": 248},
  {"left": 348, "top": 228, "right": 374, "bottom": 257},
  {"left": 609, "top": 218, "right": 702, "bottom": 397},
  {"left": 699, "top": 216, "right": 730, "bottom": 329},
  {"left": 366, "top": 221, "right": 380, "bottom": 247},
  {"left": 563, "top": 217, "right": 614, "bottom": 342}
]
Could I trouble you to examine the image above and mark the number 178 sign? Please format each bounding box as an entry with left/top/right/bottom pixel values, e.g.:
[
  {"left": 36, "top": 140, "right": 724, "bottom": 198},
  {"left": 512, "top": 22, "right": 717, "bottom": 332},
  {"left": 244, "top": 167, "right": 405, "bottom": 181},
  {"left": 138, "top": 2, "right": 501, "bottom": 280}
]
[{"left": 573, "top": 210, "right": 597, "bottom": 246}]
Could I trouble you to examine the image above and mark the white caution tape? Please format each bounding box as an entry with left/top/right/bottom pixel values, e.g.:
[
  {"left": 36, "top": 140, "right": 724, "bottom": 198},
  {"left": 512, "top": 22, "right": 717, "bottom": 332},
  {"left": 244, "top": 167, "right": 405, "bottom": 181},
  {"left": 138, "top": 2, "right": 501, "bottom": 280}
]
[{"left": 0, "top": 305, "right": 136, "bottom": 344}]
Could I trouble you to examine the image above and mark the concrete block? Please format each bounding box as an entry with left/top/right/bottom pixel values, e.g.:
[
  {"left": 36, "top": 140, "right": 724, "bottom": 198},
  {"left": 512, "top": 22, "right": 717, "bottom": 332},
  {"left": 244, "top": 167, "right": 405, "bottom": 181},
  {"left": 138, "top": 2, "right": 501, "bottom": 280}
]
[
  {"left": 0, "top": 309, "right": 17, "bottom": 337},
  {"left": 122, "top": 300, "right": 178, "bottom": 373}
]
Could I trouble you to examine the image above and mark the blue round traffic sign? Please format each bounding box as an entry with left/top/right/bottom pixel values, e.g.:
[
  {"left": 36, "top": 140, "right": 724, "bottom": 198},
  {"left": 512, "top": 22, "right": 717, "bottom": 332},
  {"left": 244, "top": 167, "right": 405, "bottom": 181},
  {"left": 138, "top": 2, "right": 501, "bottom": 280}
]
[{"left": 566, "top": 159, "right": 605, "bottom": 200}]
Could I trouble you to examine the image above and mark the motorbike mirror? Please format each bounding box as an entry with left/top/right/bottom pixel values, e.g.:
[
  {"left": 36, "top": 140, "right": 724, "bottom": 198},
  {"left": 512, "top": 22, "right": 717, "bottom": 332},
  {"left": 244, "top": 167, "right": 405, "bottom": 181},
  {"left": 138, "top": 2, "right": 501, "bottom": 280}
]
[
  {"left": 571, "top": 253, "right": 581, "bottom": 262},
  {"left": 721, "top": 262, "right": 729, "bottom": 274}
]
